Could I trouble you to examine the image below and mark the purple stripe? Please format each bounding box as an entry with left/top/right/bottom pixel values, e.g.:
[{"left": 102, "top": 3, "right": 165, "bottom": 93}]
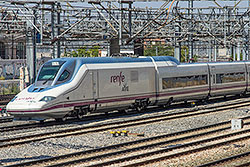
[
  {"left": 211, "top": 84, "right": 246, "bottom": 91},
  {"left": 159, "top": 88, "right": 209, "bottom": 97}
]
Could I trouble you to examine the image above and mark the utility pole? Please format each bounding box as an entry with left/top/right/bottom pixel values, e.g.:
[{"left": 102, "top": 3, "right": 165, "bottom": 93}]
[
  {"left": 57, "top": 2, "right": 61, "bottom": 58},
  {"left": 51, "top": 3, "right": 55, "bottom": 58},
  {"left": 174, "top": 21, "right": 181, "bottom": 61},
  {"left": 188, "top": 0, "right": 194, "bottom": 62},
  {"left": 128, "top": 1, "right": 132, "bottom": 37},
  {"left": 26, "top": 8, "right": 37, "bottom": 84},
  {"left": 119, "top": 0, "right": 123, "bottom": 49}
]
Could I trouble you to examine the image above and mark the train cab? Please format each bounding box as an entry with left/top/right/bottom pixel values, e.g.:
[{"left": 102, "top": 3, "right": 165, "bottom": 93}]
[
  {"left": 32, "top": 59, "right": 76, "bottom": 91},
  {"left": 6, "top": 59, "right": 78, "bottom": 120}
]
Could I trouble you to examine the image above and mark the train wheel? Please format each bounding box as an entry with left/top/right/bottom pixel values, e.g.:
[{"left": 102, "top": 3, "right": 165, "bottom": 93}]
[
  {"left": 76, "top": 107, "right": 88, "bottom": 120},
  {"left": 55, "top": 117, "right": 66, "bottom": 122},
  {"left": 118, "top": 110, "right": 128, "bottom": 114},
  {"left": 134, "top": 98, "right": 149, "bottom": 112},
  {"left": 39, "top": 120, "right": 45, "bottom": 124},
  {"left": 136, "top": 104, "right": 147, "bottom": 112},
  {"left": 136, "top": 106, "right": 142, "bottom": 112},
  {"left": 241, "top": 91, "right": 247, "bottom": 97},
  {"left": 76, "top": 110, "right": 84, "bottom": 120}
]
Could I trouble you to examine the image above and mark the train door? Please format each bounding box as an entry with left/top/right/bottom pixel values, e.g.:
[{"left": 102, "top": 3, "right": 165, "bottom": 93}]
[
  {"left": 91, "top": 70, "right": 98, "bottom": 100},
  {"left": 209, "top": 65, "right": 216, "bottom": 96},
  {"left": 88, "top": 70, "right": 98, "bottom": 111},
  {"left": 245, "top": 62, "right": 250, "bottom": 91},
  {"left": 207, "top": 64, "right": 212, "bottom": 96}
]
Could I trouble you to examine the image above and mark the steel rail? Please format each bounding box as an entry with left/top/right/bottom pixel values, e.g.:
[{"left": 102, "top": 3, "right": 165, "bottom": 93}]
[
  {"left": 0, "top": 110, "right": 132, "bottom": 132},
  {"left": 46, "top": 124, "right": 250, "bottom": 167},
  {"left": 235, "top": 162, "right": 250, "bottom": 167},
  {"left": 0, "top": 101, "right": 187, "bottom": 133},
  {"left": 197, "top": 151, "right": 250, "bottom": 167},
  {"left": 120, "top": 134, "right": 250, "bottom": 167},
  {"left": 0, "top": 116, "right": 13, "bottom": 123},
  {"left": 0, "top": 94, "right": 15, "bottom": 105},
  {"left": 5, "top": 118, "right": 250, "bottom": 167},
  {"left": 0, "top": 94, "right": 14, "bottom": 122}
]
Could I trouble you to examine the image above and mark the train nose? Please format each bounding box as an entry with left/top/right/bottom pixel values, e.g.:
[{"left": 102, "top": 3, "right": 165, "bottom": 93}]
[
  {"left": 6, "top": 100, "right": 45, "bottom": 120},
  {"left": 6, "top": 98, "right": 44, "bottom": 112}
]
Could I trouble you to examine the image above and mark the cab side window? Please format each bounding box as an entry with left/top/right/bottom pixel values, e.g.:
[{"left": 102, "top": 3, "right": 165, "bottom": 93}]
[{"left": 58, "top": 70, "right": 70, "bottom": 81}]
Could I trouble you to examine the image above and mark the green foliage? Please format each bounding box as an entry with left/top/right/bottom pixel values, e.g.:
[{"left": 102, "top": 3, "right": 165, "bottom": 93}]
[
  {"left": 181, "top": 46, "right": 188, "bottom": 62},
  {"left": 67, "top": 46, "right": 100, "bottom": 57},
  {"left": 144, "top": 45, "right": 174, "bottom": 57},
  {"left": 0, "top": 83, "right": 20, "bottom": 95},
  {"left": 229, "top": 52, "right": 243, "bottom": 61},
  {"left": 143, "top": 45, "right": 197, "bottom": 63},
  {"left": 180, "top": 46, "right": 197, "bottom": 63},
  {"left": 11, "top": 84, "right": 20, "bottom": 94}
]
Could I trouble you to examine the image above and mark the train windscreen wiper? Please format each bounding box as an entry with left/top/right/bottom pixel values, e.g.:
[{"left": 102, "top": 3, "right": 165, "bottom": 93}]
[{"left": 43, "top": 75, "right": 55, "bottom": 85}]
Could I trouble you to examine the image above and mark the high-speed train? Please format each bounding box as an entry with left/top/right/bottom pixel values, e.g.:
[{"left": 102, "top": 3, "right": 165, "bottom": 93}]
[{"left": 6, "top": 56, "right": 250, "bottom": 121}]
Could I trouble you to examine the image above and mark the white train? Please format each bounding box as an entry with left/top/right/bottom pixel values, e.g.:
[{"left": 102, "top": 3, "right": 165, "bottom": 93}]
[{"left": 6, "top": 56, "right": 250, "bottom": 121}]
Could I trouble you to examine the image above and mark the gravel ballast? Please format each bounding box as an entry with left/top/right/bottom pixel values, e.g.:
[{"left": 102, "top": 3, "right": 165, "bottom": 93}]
[{"left": 1, "top": 99, "right": 250, "bottom": 166}]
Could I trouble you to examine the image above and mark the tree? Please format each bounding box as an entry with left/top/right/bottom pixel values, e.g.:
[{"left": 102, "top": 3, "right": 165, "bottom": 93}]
[
  {"left": 68, "top": 46, "right": 100, "bottom": 57},
  {"left": 144, "top": 45, "right": 174, "bottom": 57},
  {"left": 181, "top": 46, "right": 188, "bottom": 62}
]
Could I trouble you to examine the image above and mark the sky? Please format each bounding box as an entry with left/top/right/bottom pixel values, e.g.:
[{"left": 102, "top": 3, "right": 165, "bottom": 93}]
[
  {"left": 134, "top": 1, "right": 250, "bottom": 8},
  {"left": 2, "top": 0, "right": 248, "bottom": 10},
  {"left": 74, "top": 1, "right": 250, "bottom": 8}
]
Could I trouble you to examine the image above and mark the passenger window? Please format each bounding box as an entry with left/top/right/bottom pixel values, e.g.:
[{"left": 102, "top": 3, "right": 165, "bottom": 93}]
[
  {"left": 162, "top": 75, "right": 208, "bottom": 89},
  {"left": 58, "top": 70, "right": 70, "bottom": 81},
  {"left": 216, "top": 72, "right": 245, "bottom": 84}
]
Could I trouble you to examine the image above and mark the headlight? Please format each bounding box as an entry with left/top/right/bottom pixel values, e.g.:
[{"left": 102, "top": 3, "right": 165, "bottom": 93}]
[{"left": 39, "top": 96, "right": 56, "bottom": 102}]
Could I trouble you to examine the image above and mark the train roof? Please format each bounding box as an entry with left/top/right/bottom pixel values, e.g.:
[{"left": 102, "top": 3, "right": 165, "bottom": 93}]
[
  {"left": 181, "top": 60, "right": 248, "bottom": 65},
  {"left": 49, "top": 56, "right": 180, "bottom": 65}
]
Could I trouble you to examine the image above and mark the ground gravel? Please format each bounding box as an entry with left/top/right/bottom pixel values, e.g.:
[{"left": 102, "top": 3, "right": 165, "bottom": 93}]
[{"left": 1, "top": 99, "right": 250, "bottom": 166}]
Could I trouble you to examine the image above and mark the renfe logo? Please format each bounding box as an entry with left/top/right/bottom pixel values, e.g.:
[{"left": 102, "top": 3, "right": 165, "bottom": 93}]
[{"left": 110, "top": 72, "right": 125, "bottom": 86}]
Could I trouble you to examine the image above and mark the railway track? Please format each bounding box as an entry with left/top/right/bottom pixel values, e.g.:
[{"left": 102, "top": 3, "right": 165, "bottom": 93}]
[
  {"left": 1, "top": 95, "right": 250, "bottom": 133},
  {"left": 2, "top": 96, "right": 250, "bottom": 148},
  {"left": 117, "top": 130, "right": 250, "bottom": 167},
  {"left": 0, "top": 106, "right": 13, "bottom": 123},
  {"left": 5, "top": 116, "right": 250, "bottom": 167},
  {"left": 0, "top": 94, "right": 15, "bottom": 123},
  {"left": 1, "top": 97, "right": 250, "bottom": 149},
  {"left": 0, "top": 94, "right": 15, "bottom": 105},
  {"left": 0, "top": 115, "right": 13, "bottom": 123},
  {"left": 197, "top": 151, "right": 250, "bottom": 167},
  {"left": 0, "top": 94, "right": 248, "bottom": 131},
  {"left": 0, "top": 112, "right": 124, "bottom": 133},
  {"left": 1, "top": 100, "right": 192, "bottom": 132}
]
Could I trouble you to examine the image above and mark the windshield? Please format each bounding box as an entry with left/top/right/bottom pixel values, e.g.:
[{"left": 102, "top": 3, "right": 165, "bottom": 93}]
[
  {"left": 37, "top": 66, "right": 60, "bottom": 81},
  {"left": 37, "top": 61, "right": 65, "bottom": 81}
]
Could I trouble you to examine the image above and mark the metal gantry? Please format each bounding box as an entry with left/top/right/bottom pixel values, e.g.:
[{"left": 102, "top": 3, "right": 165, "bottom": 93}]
[{"left": 1, "top": 0, "right": 250, "bottom": 81}]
